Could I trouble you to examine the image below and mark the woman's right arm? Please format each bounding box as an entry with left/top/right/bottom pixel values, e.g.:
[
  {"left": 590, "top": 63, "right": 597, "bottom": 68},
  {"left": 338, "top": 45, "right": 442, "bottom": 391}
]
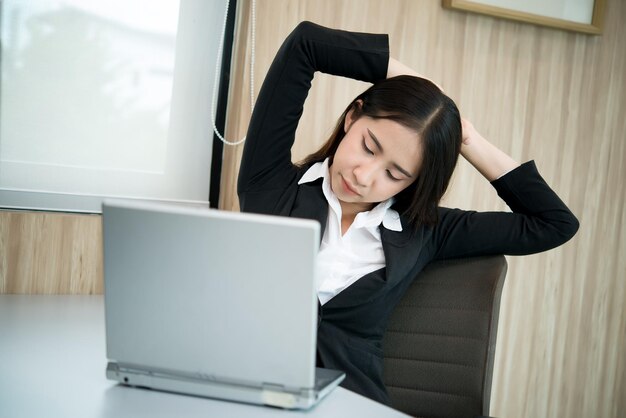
[
  {"left": 386, "top": 57, "right": 442, "bottom": 90},
  {"left": 238, "top": 22, "right": 389, "bottom": 208}
]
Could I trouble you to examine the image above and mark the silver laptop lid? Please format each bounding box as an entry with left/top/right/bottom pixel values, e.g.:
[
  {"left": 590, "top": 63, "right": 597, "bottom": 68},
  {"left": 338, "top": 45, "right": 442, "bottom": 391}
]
[{"left": 102, "top": 199, "right": 320, "bottom": 389}]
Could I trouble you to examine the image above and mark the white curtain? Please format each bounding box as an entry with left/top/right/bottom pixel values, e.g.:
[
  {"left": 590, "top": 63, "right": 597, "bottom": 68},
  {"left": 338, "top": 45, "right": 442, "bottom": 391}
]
[{"left": 0, "top": 0, "right": 227, "bottom": 212}]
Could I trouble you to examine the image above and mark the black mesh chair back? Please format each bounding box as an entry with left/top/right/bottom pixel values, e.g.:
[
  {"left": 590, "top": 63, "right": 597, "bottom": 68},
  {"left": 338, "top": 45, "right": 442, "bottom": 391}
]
[{"left": 383, "top": 255, "right": 507, "bottom": 418}]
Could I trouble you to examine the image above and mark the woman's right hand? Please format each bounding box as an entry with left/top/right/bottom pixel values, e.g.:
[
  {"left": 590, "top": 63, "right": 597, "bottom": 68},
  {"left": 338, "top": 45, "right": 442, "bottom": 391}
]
[{"left": 387, "top": 57, "right": 443, "bottom": 90}]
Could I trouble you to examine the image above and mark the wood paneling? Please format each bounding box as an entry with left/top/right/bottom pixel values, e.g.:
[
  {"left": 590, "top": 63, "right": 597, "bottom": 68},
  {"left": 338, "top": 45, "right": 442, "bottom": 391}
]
[
  {"left": 219, "top": 1, "right": 626, "bottom": 417},
  {"left": 0, "top": 211, "right": 102, "bottom": 294}
]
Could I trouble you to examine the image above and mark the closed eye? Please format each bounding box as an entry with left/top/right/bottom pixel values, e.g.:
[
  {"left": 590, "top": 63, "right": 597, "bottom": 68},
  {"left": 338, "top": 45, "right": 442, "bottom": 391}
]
[
  {"left": 386, "top": 170, "right": 401, "bottom": 182},
  {"left": 362, "top": 138, "right": 374, "bottom": 155}
]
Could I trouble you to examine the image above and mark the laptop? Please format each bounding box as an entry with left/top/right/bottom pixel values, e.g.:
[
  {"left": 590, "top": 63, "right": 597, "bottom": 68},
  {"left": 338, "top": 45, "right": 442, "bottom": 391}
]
[{"left": 101, "top": 199, "right": 344, "bottom": 409}]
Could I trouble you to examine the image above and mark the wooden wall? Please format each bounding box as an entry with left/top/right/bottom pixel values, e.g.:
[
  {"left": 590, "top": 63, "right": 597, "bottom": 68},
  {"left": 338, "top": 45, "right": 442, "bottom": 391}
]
[
  {"left": 1, "top": 0, "right": 624, "bottom": 416},
  {"left": 218, "top": 1, "right": 626, "bottom": 417},
  {"left": 0, "top": 211, "right": 102, "bottom": 294}
]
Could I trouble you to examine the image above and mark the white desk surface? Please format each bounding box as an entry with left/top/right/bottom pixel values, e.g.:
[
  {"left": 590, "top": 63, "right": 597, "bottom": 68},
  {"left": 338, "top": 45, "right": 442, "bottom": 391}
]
[{"left": 0, "top": 295, "right": 409, "bottom": 418}]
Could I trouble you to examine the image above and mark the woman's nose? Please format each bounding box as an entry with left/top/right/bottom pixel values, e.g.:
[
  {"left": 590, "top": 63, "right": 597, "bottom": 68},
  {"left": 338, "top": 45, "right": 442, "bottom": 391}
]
[{"left": 354, "top": 162, "right": 377, "bottom": 186}]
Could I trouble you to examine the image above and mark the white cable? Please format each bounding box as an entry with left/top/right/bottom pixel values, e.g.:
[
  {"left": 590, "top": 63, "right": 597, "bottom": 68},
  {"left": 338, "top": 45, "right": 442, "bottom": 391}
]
[{"left": 211, "top": 0, "right": 256, "bottom": 146}]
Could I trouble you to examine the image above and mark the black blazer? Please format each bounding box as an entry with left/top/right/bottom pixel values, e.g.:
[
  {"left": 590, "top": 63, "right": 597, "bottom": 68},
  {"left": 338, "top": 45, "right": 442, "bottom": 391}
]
[{"left": 237, "top": 21, "right": 579, "bottom": 405}]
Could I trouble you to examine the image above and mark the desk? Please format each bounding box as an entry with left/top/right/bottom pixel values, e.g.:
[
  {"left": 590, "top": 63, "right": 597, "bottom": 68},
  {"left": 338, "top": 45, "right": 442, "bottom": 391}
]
[{"left": 0, "top": 295, "right": 409, "bottom": 418}]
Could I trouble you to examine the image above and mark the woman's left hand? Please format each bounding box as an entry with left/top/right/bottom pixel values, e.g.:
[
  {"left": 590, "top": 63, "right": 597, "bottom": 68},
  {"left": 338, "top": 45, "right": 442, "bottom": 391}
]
[
  {"left": 461, "top": 117, "right": 476, "bottom": 145},
  {"left": 458, "top": 117, "right": 520, "bottom": 181}
]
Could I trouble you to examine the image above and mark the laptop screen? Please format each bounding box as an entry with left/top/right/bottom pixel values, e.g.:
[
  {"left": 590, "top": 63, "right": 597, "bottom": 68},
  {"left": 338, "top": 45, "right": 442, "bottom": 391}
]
[{"left": 103, "top": 199, "right": 320, "bottom": 389}]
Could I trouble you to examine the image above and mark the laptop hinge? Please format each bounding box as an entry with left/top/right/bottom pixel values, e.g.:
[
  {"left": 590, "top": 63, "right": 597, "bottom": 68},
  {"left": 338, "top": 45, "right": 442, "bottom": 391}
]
[{"left": 261, "top": 383, "right": 311, "bottom": 409}]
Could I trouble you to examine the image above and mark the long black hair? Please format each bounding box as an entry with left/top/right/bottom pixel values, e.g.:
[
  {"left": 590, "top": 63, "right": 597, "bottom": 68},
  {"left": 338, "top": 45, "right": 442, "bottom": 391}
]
[{"left": 299, "top": 75, "right": 462, "bottom": 228}]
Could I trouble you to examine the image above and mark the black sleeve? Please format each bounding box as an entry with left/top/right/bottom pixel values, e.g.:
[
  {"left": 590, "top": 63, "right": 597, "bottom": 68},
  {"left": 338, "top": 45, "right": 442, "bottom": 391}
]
[
  {"left": 432, "top": 161, "right": 579, "bottom": 259},
  {"left": 237, "top": 21, "right": 389, "bottom": 204}
]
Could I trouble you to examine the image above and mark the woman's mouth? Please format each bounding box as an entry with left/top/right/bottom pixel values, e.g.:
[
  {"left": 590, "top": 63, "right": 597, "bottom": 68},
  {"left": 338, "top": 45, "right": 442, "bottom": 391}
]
[{"left": 341, "top": 176, "right": 360, "bottom": 196}]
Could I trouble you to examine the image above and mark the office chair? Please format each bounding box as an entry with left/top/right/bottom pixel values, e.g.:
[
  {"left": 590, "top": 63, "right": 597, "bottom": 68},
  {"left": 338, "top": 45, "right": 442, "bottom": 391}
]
[{"left": 383, "top": 255, "right": 507, "bottom": 418}]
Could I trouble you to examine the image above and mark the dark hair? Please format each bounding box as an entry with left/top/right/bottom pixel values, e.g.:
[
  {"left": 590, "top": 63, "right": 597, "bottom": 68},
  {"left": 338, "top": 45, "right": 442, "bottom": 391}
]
[{"left": 299, "top": 75, "right": 462, "bottom": 228}]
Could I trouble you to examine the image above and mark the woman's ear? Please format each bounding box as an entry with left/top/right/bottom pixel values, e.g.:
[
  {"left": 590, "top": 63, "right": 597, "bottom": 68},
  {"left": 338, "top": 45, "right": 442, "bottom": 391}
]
[
  {"left": 344, "top": 100, "right": 363, "bottom": 133},
  {"left": 344, "top": 109, "right": 354, "bottom": 133}
]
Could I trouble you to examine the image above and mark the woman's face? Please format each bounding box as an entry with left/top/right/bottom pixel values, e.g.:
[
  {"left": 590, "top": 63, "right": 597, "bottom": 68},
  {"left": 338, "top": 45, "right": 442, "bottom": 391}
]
[{"left": 329, "top": 110, "right": 423, "bottom": 216}]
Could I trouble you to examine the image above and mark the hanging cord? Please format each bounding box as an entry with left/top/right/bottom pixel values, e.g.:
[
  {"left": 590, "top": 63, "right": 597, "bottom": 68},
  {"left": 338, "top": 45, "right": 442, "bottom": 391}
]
[{"left": 211, "top": 0, "right": 256, "bottom": 146}]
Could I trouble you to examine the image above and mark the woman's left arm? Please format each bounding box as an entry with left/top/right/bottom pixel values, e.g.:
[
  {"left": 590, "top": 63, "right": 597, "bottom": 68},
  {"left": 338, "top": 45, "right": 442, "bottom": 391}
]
[
  {"left": 389, "top": 59, "right": 519, "bottom": 180},
  {"left": 432, "top": 121, "right": 579, "bottom": 260},
  {"left": 387, "top": 58, "right": 579, "bottom": 258},
  {"left": 388, "top": 57, "right": 518, "bottom": 180},
  {"left": 460, "top": 118, "right": 520, "bottom": 181}
]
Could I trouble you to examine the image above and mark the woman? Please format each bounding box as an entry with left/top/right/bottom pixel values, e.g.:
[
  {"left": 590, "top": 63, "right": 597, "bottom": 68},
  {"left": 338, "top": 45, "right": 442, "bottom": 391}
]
[{"left": 237, "top": 21, "right": 578, "bottom": 405}]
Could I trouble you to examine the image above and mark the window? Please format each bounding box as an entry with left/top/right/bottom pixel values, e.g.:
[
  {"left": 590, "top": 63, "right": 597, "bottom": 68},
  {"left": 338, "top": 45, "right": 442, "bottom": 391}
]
[{"left": 0, "top": 0, "right": 227, "bottom": 212}]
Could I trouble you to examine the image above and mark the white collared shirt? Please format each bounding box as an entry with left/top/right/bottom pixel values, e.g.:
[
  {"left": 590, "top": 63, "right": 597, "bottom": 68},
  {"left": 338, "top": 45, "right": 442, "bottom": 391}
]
[{"left": 298, "top": 159, "right": 402, "bottom": 305}]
